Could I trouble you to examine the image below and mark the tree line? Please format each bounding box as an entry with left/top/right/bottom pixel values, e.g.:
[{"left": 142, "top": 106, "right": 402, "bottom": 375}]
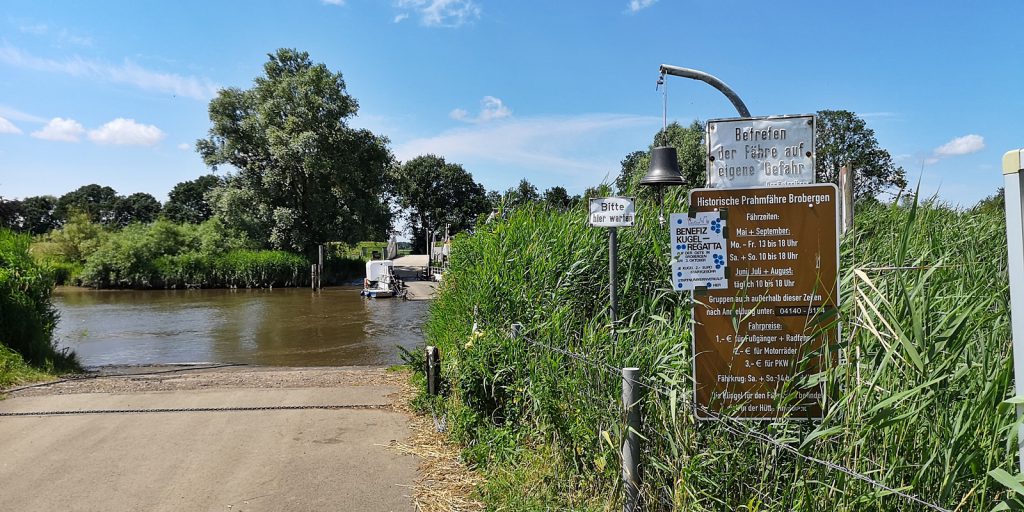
[{"left": 2, "top": 48, "right": 909, "bottom": 268}]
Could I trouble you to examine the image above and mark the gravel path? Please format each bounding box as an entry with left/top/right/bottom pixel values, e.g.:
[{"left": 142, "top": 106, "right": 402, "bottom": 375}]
[{"left": 2, "top": 364, "right": 405, "bottom": 398}]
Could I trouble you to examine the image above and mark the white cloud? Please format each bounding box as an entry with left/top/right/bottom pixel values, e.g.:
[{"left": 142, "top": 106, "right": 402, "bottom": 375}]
[
  {"left": 394, "top": 13, "right": 410, "bottom": 23},
  {"left": 925, "top": 134, "right": 985, "bottom": 165},
  {"left": 628, "top": 0, "right": 658, "bottom": 12},
  {"left": 451, "top": 96, "right": 512, "bottom": 123},
  {"left": 32, "top": 117, "right": 85, "bottom": 142},
  {"left": 0, "top": 116, "right": 21, "bottom": 134},
  {"left": 18, "top": 23, "right": 49, "bottom": 35},
  {"left": 18, "top": 22, "right": 93, "bottom": 47},
  {"left": 88, "top": 118, "right": 165, "bottom": 146},
  {"left": 394, "top": 113, "right": 658, "bottom": 181},
  {"left": 0, "top": 45, "right": 219, "bottom": 100},
  {"left": 478, "top": 96, "right": 511, "bottom": 121},
  {"left": 177, "top": 142, "right": 191, "bottom": 151},
  {"left": 934, "top": 134, "right": 985, "bottom": 157},
  {"left": 0, "top": 105, "right": 47, "bottom": 123},
  {"left": 322, "top": 0, "right": 345, "bottom": 5},
  {"left": 395, "top": 0, "right": 481, "bottom": 27}
]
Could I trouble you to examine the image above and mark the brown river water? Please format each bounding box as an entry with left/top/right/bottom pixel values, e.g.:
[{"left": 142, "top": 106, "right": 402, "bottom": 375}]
[{"left": 53, "top": 287, "right": 430, "bottom": 367}]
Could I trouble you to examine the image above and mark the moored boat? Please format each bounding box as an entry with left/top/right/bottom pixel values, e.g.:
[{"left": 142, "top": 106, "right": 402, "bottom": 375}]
[{"left": 361, "top": 260, "right": 402, "bottom": 298}]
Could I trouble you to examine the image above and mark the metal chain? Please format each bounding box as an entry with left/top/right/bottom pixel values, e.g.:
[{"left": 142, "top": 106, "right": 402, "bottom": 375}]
[
  {"left": 508, "top": 323, "right": 952, "bottom": 512},
  {"left": 2, "top": 363, "right": 249, "bottom": 395},
  {"left": 0, "top": 404, "right": 392, "bottom": 417}
]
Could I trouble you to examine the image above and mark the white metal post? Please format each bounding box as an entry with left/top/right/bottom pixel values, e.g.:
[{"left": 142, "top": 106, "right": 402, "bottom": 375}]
[{"left": 1002, "top": 148, "right": 1024, "bottom": 472}]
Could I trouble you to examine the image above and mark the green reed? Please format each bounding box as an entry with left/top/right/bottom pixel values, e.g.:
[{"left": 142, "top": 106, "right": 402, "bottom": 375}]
[{"left": 422, "top": 193, "right": 1017, "bottom": 510}]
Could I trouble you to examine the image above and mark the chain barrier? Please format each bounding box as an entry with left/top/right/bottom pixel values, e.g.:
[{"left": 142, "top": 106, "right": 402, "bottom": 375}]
[
  {"left": 0, "top": 403, "right": 393, "bottom": 417},
  {"left": 505, "top": 324, "right": 953, "bottom": 512},
  {"left": 1, "top": 363, "right": 250, "bottom": 395}
]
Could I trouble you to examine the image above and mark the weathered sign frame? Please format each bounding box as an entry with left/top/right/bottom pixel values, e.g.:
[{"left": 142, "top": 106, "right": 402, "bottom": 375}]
[{"left": 706, "top": 114, "right": 816, "bottom": 189}]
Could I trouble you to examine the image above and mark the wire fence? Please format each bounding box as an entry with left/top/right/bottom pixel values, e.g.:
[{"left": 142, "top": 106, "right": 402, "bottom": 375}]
[{"left": 476, "top": 320, "right": 955, "bottom": 512}]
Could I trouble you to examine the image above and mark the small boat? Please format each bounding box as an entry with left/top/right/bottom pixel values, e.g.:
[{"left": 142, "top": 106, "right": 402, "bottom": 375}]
[{"left": 361, "top": 260, "right": 402, "bottom": 298}]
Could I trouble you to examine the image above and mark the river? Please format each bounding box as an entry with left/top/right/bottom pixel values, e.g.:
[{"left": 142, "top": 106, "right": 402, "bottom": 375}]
[{"left": 53, "top": 287, "right": 430, "bottom": 367}]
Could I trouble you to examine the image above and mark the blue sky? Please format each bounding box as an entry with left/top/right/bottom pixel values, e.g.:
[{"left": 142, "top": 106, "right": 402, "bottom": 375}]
[{"left": 0, "top": 0, "right": 1021, "bottom": 207}]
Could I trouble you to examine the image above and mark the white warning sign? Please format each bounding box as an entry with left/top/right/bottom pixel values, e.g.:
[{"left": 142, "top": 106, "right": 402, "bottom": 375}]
[{"left": 670, "top": 211, "right": 728, "bottom": 291}]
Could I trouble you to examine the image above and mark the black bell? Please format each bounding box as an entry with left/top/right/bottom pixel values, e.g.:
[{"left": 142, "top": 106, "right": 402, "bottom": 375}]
[{"left": 640, "top": 146, "right": 685, "bottom": 187}]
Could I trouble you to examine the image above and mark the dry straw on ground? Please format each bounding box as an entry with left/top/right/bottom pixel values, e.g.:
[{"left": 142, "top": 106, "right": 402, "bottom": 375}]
[{"left": 390, "top": 372, "right": 484, "bottom": 512}]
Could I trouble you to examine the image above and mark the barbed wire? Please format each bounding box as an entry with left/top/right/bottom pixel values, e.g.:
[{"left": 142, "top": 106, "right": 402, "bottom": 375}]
[{"left": 503, "top": 323, "right": 953, "bottom": 512}]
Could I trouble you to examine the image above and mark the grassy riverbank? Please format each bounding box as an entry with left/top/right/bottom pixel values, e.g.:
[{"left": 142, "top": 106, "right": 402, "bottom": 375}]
[
  {"left": 30, "top": 216, "right": 363, "bottom": 289},
  {"left": 415, "top": 193, "right": 1019, "bottom": 510},
  {"left": 0, "top": 229, "right": 78, "bottom": 387}
]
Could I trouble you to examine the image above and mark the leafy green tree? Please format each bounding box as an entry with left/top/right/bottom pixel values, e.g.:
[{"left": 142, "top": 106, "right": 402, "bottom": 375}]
[
  {"left": 113, "top": 193, "right": 161, "bottom": 227},
  {"left": 498, "top": 179, "right": 541, "bottom": 209},
  {"left": 394, "top": 154, "right": 489, "bottom": 253},
  {"left": 55, "top": 184, "right": 119, "bottom": 225},
  {"left": 163, "top": 175, "right": 222, "bottom": 224},
  {"left": 542, "top": 186, "right": 577, "bottom": 210},
  {"left": 486, "top": 190, "right": 503, "bottom": 209},
  {"left": 815, "top": 110, "right": 907, "bottom": 198},
  {"left": 41, "top": 213, "right": 108, "bottom": 263},
  {"left": 197, "top": 48, "right": 394, "bottom": 255},
  {"left": 17, "top": 196, "right": 59, "bottom": 234},
  {"left": 0, "top": 198, "right": 19, "bottom": 230},
  {"left": 616, "top": 121, "right": 706, "bottom": 196}
]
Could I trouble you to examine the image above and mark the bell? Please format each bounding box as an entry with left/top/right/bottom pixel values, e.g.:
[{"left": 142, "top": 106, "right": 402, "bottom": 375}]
[{"left": 640, "top": 146, "right": 685, "bottom": 187}]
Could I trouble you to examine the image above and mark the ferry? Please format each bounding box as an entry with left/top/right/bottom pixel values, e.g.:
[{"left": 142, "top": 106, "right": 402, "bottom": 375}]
[{"left": 361, "top": 260, "right": 402, "bottom": 298}]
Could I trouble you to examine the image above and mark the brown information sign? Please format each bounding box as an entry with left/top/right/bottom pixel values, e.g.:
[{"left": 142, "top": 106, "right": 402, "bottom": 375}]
[{"left": 689, "top": 184, "right": 839, "bottom": 420}]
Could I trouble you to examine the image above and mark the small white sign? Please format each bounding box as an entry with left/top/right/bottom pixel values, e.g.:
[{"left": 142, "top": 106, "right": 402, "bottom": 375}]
[
  {"left": 670, "top": 211, "right": 728, "bottom": 291},
  {"left": 706, "top": 115, "right": 815, "bottom": 189},
  {"left": 589, "top": 197, "right": 635, "bottom": 227}
]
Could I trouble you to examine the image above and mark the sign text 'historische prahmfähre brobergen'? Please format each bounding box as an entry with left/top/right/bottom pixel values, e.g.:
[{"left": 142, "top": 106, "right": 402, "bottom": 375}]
[{"left": 688, "top": 184, "right": 839, "bottom": 420}]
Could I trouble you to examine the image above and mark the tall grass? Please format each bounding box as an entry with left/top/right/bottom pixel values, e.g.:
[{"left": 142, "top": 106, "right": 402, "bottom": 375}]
[
  {"left": 0, "top": 229, "right": 77, "bottom": 383},
  {"left": 155, "top": 250, "right": 310, "bottom": 288},
  {"left": 422, "top": 193, "right": 1016, "bottom": 510}
]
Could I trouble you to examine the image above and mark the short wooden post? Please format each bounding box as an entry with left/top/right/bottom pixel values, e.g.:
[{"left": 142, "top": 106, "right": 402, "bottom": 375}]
[
  {"left": 311, "top": 264, "right": 318, "bottom": 290},
  {"left": 622, "top": 367, "right": 642, "bottom": 512},
  {"left": 426, "top": 346, "right": 440, "bottom": 395}
]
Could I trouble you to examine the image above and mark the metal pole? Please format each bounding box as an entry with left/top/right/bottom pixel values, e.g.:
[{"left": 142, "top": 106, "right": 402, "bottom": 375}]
[
  {"left": 310, "top": 264, "right": 317, "bottom": 290},
  {"left": 1002, "top": 148, "right": 1024, "bottom": 471},
  {"left": 659, "top": 64, "right": 751, "bottom": 118},
  {"left": 609, "top": 227, "right": 618, "bottom": 340},
  {"left": 622, "top": 367, "right": 641, "bottom": 512},
  {"left": 426, "top": 346, "right": 440, "bottom": 395},
  {"left": 318, "top": 244, "right": 324, "bottom": 290},
  {"left": 840, "top": 165, "right": 855, "bottom": 234}
]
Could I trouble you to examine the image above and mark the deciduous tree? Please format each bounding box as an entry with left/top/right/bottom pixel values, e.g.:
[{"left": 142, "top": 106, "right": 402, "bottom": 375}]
[
  {"left": 394, "top": 154, "right": 489, "bottom": 253},
  {"left": 164, "top": 175, "right": 222, "bottom": 224},
  {"left": 197, "top": 48, "right": 394, "bottom": 255},
  {"left": 55, "top": 184, "right": 118, "bottom": 225},
  {"left": 815, "top": 110, "right": 907, "bottom": 198},
  {"left": 113, "top": 193, "right": 161, "bottom": 227}
]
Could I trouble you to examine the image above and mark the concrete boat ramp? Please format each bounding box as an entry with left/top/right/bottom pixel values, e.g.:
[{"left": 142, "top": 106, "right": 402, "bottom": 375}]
[
  {"left": 0, "top": 366, "right": 419, "bottom": 512},
  {"left": 391, "top": 254, "right": 439, "bottom": 301}
]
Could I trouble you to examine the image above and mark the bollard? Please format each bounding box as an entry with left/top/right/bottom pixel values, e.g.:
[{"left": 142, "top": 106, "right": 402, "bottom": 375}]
[
  {"left": 426, "top": 346, "right": 440, "bottom": 395},
  {"left": 622, "top": 367, "right": 642, "bottom": 512}
]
